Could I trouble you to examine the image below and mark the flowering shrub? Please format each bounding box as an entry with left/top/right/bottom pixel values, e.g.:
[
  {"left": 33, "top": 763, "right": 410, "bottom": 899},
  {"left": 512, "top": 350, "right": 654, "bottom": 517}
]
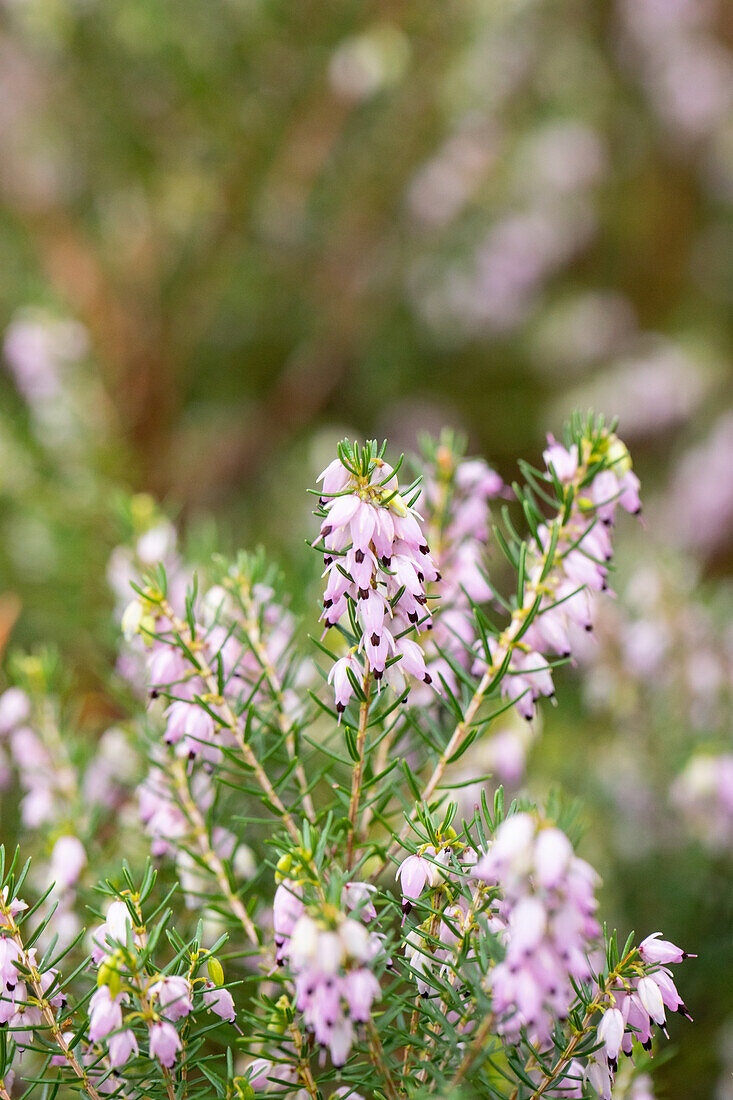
[{"left": 0, "top": 414, "right": 694, "bottom": 1099}]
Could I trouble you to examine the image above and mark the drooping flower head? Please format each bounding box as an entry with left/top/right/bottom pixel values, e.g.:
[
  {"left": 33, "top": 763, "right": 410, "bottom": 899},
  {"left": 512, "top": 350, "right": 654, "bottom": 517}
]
[
  {"left": 472, "top": 813, "right": 601, "bottom": 1045},
  {"left": 315, "top": 441, "right": 440, "bottom": 710},
  {"left": 471, "top": 425, "right": 642, "bottom": 722}
]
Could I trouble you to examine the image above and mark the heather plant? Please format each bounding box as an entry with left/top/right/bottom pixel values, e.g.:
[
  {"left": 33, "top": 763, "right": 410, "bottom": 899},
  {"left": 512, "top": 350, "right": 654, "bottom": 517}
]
[{"left": 0, "top": 414, "right": 694, "bottom": 1100}]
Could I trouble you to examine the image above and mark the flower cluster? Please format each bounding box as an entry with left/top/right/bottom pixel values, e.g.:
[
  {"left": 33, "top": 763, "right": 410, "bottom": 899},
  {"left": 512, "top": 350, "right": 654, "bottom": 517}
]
[
  {"left": 0, "top": 685, "right": 76, "bottom": 829},
  {"left": 88, "top": 899, "right": 235, "bottom": 1072},
  {"left": 119, "top": 544, "right": 302, "bottom": 774},
  {"left": 473, "top": 812, "right": 600, "bottom": 1044},
  {"left": 588, "top": 934, "right": 694, "bottom": 1098},
  {"left": 316, "top": 442, "right": 440, "bottom": 710},
  {"left": 415, "top": 437, "right": 503, "bottom": 697},
  {"left": 0, "top": 419, "right": 702, "bottom": 1100},
  {"left": 0, "top": 904, "right": 64, "bottom": 1054},
  {"left": 472, "top": 430, "right": 641, "bottom": 721},
  {"left": 274, "top": 872, "right": 383, "bottom": 1066}
]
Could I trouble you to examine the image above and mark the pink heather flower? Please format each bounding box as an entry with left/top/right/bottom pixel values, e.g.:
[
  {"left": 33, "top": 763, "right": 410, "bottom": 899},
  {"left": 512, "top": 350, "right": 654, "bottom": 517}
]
[
  {"left": 327, "top": 1017, "right": 353, "bottom": 1068},
  {"left": 543, "top": 436, "right": 578, "bottom": 482},
  {"left": 597, "top": 1007, "right": 624, "bottom": 1068},
  {"left": 0, "top": 688, "right": 30, "bottom": 735},
  {"left": 50, "top": 835, "right": 87, "bottom": 893},
  {"left": 273, "top": 881, "right": 304, "bottom": 963},
  {"left": 8, "top": 1005, "right": 43, "bottom": 1050},
  {"left": 650, "top": 967, "right": 693, "bottom": 1020},
  {"left": 396, "top": 638, "right": 432, "bottom": 684},
  {"left": 88, "top": 987, "right": 123, "bottom": 1042},
  {"left": 0, "top": 983, "right": 26, "bottom": 1025},
  {"left": 150, "top": 975, "right": 192, "bottom": 1021},
  {"left": 636, "top": 976, "right": 666, "bottom": 1027},
  {"left": 316, "top": 446, "right": 439, "bottom": 700},
  {"left": 0, "top": 936, "right": 22, "bottom": 990},
  {"left": 396, "top": 853, "right": 435, "bottom": 915},
  {"left": 328, "top": 653, "right": 363, "bottom": 719},
  {"left": 639, "top": 932, "right": 694, "bottom": 966},
  {"left": 202, "top": 981, "right": 236, "bottom": 1022},
  {"left": 91, "top": 900, "right": 134, "bottom": 964},
  {"left": 473, "top": 815, "right": 600, "bottom": 1044},
  {"left": 473, "top": 811, "right": 535, "bottom": 884},
  {"left": 342, "top": 881, "right": 377, "bottom": 921},
  {"left": 534, "top": 827, "right": 573, "bottom": 889},
  {"left": 164, "top": 700, "right": 216, "bottom": 757},
  {"left": 108, "top": 1028, "right": 138, "bottom": 1068},
  {"left": 149, "top": 1020, "right": 181, "bottom": 1067},
  {"left": 147, "top": 645, "right": 187, "bottom": 688},
  {"left": 586, "top": 1058, "right": 613, "bottom": 1100},
  {"left": 246, "top": 1058, "right": 299, "bottom": 1091},
  {"left": 343, "top": 968, "right": 381, "bottom": 1022}
]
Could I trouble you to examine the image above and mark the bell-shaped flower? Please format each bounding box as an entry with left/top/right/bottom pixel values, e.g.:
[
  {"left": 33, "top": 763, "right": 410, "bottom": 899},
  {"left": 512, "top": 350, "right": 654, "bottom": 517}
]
[
  {"left": 639, "top": 932, "right": 693, "bottom": 966},
  {"left": 108, "top": 1028, "right": 138, "bottom": 1068},
  {"left": 203, "top": 981, "right": 236, "bottom": 1022},
  {"left": 597, "top": 1006, "right": 624, "bottom": 1067},
  {"left": 150, "top": 975, "right": 192, "bottom": 1022},
  {"left": 149, "top": 1020, "right": 181, "bottom": 1067}
]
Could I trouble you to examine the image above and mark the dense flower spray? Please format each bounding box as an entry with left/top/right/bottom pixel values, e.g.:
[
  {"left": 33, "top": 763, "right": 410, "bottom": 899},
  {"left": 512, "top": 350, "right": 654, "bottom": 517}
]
[
  {"left": 471, "top": 430, "right": 641, "bottom": 722},
  {"left": 413, "top": 433, "right": 504, "bottom": 699},
  {"left": 472, "top": 812, "right": 600, "bottom": 1043},
  {"left": 316, "top": 440, "right": 440, "bottom": 706},
  {"left": 0, "top": 415, "right": 696, "bottom": 1100}
]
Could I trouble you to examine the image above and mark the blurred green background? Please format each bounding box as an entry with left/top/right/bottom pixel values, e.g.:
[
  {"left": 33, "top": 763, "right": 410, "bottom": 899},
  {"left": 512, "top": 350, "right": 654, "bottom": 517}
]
[{"left": 0, "top": 0, "right": 732, "bottom": 1096}]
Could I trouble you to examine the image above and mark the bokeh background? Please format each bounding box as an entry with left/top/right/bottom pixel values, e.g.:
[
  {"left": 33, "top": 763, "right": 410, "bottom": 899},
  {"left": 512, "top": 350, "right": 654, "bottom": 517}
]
[{"left": 0, "top": 0, "right": 732, "bottom": 1096}]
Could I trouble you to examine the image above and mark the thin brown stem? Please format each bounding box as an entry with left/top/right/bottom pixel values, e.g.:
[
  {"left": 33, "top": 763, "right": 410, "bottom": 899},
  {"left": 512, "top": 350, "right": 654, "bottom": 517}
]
[
  {"left": 401, "top": 1003, "right": 420, "bottom": 1077},
  {"left": 159, "top": 600, "right": 300, "bottom": 843},
  {"left": 171, "top": 759, "right": 260, "bottom": 947},
  {"left": 288, "top": 1020, "right": 319, "bottom": 1100},
  {"left": 366, "top": 1019, "right": 400, "bottom": 1100},
  {"left": 450, "top": 1013, "right": 496, "bottom": 1087},
  {"left": 423, "top": 883, "right": 489, "bottom": 1085},
  {"left": 238, "top": 594, "right": 316, "bottom": 823},
  {"left": 376, "top": 455, "right": 597, "bottom": 879},
  {"left": 130, "top": 915, "right": 179, "bottom": 1100}
]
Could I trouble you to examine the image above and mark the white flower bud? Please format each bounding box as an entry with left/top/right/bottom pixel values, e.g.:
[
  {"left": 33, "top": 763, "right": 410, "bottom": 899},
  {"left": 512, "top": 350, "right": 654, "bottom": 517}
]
[
  {"left": 637, "top": 976, "right": 666, "bottom": 1025},
  {"left": 121, "top": 600, "right": 144, "bottom": 641},
  {"left": 288, "top": 916, "right": 319, "bottom": 967}
]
